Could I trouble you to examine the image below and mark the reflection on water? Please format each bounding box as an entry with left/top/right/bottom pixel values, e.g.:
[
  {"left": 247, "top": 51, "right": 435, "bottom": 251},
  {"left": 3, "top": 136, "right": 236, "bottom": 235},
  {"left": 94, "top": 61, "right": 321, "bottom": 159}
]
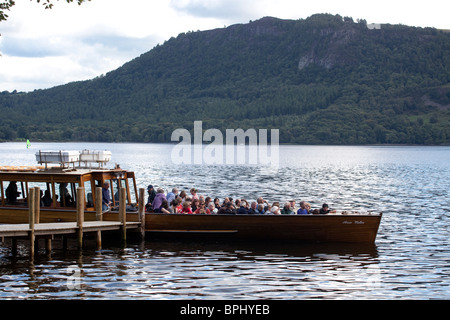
[
  {"left": 1, "top": 143, "right": 450, "bottom": 299},
  {"left": 1, "top": 241, "right": 381, "bottom": 300}
]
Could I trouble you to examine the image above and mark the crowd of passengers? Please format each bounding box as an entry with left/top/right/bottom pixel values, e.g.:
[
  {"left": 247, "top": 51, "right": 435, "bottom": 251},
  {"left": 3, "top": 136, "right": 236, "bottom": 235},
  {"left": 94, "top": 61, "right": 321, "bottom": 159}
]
[
  {"left": 4, "top": 180, "right": 335, "bottom": 215},
  {"left": 4, "top": 181, "right": 74, "bottom": 207},
  {"left": 144, "top": 185, "right": 336, "bottom": 215}
]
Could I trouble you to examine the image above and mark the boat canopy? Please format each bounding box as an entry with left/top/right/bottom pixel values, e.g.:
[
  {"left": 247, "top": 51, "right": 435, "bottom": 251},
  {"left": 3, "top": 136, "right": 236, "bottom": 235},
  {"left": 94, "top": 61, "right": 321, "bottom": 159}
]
[{"left": 0, "top": 150, "right": 137, "bottom": 210}]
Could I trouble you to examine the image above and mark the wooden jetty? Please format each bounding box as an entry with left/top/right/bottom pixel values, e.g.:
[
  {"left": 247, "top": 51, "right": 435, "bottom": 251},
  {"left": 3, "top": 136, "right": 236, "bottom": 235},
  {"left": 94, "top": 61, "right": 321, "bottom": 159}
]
[{"left": 0, "top": 186, "right": 144, "bottom": 257}]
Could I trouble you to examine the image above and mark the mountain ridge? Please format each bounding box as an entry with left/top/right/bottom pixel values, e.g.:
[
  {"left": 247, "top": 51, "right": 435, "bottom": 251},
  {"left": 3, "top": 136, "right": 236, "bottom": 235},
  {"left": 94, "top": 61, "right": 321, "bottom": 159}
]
[{"left": 1, "top": 13, "right": 449, "bottom": 144}]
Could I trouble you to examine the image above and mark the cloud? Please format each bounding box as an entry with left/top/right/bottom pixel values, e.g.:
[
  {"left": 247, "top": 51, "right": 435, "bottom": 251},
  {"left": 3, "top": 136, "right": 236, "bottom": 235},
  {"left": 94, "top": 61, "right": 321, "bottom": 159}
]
[
  {"left": 0, "top": 34, "right": 158, "bottom": 92},
  {"left": 1, "top": 37, "right": 61, "bottom": 58},
  {"left": 0, "top": 0, "right": 235, "bottom": 92},
  {"left": 0, "top": 1, "right": 167, "bottom": 92},
  {"left": 170, "top": 0, "right": 265, "bottom": 21},
  {"left": 0, "top": 0, "right": 449, "bottom": 92},
  {"left": 80, "top": 33, "right": 158, "bottom": 58},
  {"left": 0, "top": 56, "right": 87, "bottom": 92},
  {"left": 171, "top": 0, "right": 450, "bottom": 29}
]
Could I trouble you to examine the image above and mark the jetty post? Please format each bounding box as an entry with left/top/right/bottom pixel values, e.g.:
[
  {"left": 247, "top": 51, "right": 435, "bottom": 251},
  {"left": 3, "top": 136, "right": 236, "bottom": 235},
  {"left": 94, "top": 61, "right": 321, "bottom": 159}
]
[
  {"left": 33, "top": 186, "right": 50, "bottom": 254},
  {"left": 119, "top": 187, "right": 126, "bottom": 243},
  {"left": 138, "top": 188, "right": 145, "bottom": 240},
  {"left": 119, "top": 187, "right": 126, "bottom": 242},
  {"left": 76, "top": 187, "right": 85, "bottom": 249},
  {"left": 28, "top": 188, "right": 36, "bottom": 257},
  {"left": 34, "top": 186, "right": 40, "bottom": 224},
  {"left": 95, "top": 186, "right": 103, "bottom": 249},
  {"left": 11, "top": 186, "right": 40, "bottom": 256}
]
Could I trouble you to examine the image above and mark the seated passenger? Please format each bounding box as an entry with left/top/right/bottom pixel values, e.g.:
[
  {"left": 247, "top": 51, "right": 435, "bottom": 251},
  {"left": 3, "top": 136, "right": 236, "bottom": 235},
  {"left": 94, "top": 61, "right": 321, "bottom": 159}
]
[
  {"left": 190, "top": 188, "right": 199, "bottom": 200},
  {"left": 179, "top": 190, "right": 187, "bottom": 204},
  {"left": 280, "top": 202, "right": 295, "bottom": 214},
  {"left": 319, "top": 203, "right": 336, "bottom": 214},
  {"left": 270, "top": 205, "right": 281, "bottom": 215},
  {"left": 102, "top": 182, "right": 111, "bottom": 212},
  {"left": 191, "top": 198, "right": 200, "bottom": 212},
  {"left": 160, "top": 200, "right": 170, "bottom": 214},
  {"left": 145, "top": 185, "right": 156, "bottom": 212},
  {"left": 222, "top": 197, "right": 230, "bottom": 207},
  {"left": 169, "top": 199, "right": 179, "bottom": 214},
  {"left": 248, "top": 202, "right": 258, "bottom": 214},
  {"left": 181, "top": 201, "right": 192, "bottom": 214},
  {"left": 166, "top": 188, "right": 179, "bottom": 204},
  {"left": 237, "top": 200, "right": 249, "bottom": 214},
  {"left": 297, "top": 201, "right": 309, "bottom": 215},
  {"left": 256, "top": 204, "right": 265, "bottom": 214},
  {"left": 214, "top": 198, "right": 221, "bottom": 210},
  {"left": 305, "top": 202, "right": 312, "bottom": 212},
  {"left": 289, "top": 200, "right": 297, "bottom": 212},
  {"left": 59, "top": 183, "right": 74, "bottom": 207},
  {"left": 204, "top": 196, "right": 212, "bottom": 207},
  {"left": 194, "top": 201, "right": 210, "bottom": 214},
  {"left": 5, "top": 181, "right": 21, "bottom": 205},
  {"left": 208, "top": 203, "right": 218, "bottom": 214},
  {"left": 257, "top": 197, "right": 269, "bottom": 212},
  {"left": 175, "top": 196, "right": 183, "bottom": 212},
  {"left": 217, "top": 201, "right": 236, "bottom": 214},
  {"left": 42, "top": 190, "right": 53, "bottom": 207},
  {"left": 152, "top": 188, "right": 166, "bottom": 213}
]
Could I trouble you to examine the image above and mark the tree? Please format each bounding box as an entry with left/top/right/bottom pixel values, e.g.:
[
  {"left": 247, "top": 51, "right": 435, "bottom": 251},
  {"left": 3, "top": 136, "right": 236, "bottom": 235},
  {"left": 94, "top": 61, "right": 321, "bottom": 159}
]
[{"left": 0, "top": 0, "right": 90, "bottom": 22}]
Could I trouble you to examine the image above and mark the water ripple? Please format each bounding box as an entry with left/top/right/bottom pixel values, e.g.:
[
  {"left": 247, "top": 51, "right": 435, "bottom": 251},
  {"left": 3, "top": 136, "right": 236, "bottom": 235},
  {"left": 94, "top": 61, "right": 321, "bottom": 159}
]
[{"left": 1, "top": 143, "right": 449, "bottom": 299}]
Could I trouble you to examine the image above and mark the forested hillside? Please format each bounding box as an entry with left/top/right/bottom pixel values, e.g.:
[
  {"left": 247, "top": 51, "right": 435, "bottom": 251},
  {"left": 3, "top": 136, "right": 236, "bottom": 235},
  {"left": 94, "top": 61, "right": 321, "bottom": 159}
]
[{"left": 1, "top": 14, "right": 449, "bottom": 144}]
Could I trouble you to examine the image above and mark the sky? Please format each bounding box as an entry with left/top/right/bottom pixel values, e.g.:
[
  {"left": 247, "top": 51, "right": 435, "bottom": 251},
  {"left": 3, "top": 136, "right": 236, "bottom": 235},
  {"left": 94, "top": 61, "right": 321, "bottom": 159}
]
[{"left": 0, "top": 0, "right": 449, "bottom": 93}]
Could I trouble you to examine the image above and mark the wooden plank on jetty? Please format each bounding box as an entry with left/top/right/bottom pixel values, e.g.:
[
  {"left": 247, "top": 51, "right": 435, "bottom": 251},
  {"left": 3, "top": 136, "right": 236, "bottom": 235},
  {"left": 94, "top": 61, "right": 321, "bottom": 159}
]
[
  {"left": 95, "top": 186, "right": 103, "bottom": 249},
  {"left": 77, "top": 187, "right": 84, "bottom": 248},
  {"left": 29, "top": 187, "right": 36, "bottom": 256}
]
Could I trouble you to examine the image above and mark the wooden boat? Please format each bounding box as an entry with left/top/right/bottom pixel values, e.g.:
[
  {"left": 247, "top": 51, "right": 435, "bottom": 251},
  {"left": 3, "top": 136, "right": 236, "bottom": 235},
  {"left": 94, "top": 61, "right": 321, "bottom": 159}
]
[
  {"left": 145, "top": 212, "right": 382, "bottom": 243},
  {"left": 0, "top": 150, "right": 382, "bottom": 243},
  {"left": 0, "top": 150, "right": 138, "bottom": 225}
]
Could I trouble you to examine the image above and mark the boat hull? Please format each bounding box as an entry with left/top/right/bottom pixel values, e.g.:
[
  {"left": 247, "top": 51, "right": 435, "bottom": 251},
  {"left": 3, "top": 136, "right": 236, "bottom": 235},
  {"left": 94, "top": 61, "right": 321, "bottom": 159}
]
[
  {"left": 145, "top": 213, "right": 382, "bottom": 243},
  {"left": 0, "top": 208, "right": 381, "bottom": 243}
]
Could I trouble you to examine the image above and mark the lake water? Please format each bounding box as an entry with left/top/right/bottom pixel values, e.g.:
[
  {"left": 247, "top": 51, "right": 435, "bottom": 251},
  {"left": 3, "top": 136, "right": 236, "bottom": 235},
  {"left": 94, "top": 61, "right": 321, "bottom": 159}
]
[{"left": 0, "top": 142, "right": 449, "bottom": 301}]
